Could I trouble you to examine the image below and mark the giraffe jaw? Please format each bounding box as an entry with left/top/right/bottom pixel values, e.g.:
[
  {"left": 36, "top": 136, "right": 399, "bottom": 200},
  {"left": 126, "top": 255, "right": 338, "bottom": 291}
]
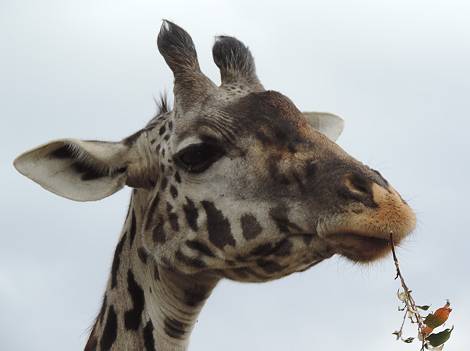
[
  {"left": 315, "top": 217, "right": 414, "bottom": 263},
  {"left": 323, "top": 232, "right": 393, "bottom": 262},
  {"left": 316, "top": 218, "right": 412, "bottom": 262}
]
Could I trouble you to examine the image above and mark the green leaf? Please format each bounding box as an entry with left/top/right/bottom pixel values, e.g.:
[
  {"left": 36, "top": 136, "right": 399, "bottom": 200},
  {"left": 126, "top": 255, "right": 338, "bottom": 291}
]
[
  {"left": 417, "top": 305, "right": 431, "bottom": 311},
  {"left": 426, "top": 326, "right": 454, "bottom": 347},
  {"left": 424, "top": 313, "right": 444, "bottom": 328},
  {"left": 392, "top": 331, "right": 401, "bottom": 340},
  {"left": 403, "top": 337, "right": 414, "bottom": 343}
]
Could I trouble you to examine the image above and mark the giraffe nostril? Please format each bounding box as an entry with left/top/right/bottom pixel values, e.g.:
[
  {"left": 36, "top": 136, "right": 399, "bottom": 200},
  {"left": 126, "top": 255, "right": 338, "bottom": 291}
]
[
  {"left": 345, "top": 173, "right": 372, "bottom": 197},
  {"left": 337, "top": 173, "right": 379, "bottom": 208}
]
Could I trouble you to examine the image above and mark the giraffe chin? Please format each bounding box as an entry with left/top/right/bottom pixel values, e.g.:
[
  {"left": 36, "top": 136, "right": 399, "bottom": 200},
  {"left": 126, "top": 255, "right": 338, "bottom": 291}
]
[{"left": 324, "top": 232, "right": 396, "bottom": 263}]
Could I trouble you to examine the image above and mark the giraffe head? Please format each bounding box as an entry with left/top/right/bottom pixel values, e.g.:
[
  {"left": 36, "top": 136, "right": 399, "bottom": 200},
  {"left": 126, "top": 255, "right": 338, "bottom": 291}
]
[{"left": 14, "top": 21, "right": 415, "bottom": 283}]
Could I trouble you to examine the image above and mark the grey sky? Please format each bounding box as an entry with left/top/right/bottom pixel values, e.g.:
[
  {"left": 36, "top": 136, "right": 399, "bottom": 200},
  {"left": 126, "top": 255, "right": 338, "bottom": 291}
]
[{"left": 1, "top": 0, "right": 469, "bottom": 350}]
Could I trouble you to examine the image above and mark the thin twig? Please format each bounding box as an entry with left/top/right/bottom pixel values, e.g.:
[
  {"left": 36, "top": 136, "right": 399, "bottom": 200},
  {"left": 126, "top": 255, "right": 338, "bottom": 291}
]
[{"left": 389, "top": 233, "right": 427, "bottom": 350}]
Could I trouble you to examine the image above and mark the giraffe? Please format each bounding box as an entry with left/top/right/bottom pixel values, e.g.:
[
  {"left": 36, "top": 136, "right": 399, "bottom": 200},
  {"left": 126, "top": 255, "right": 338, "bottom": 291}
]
[{"left": 13, "top": 21, "right": 416, "bottom": 351}]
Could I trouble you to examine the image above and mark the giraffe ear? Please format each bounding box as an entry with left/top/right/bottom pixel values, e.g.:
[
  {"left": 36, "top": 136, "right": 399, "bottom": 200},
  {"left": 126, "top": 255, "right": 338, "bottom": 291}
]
[
  {"left": 303, "top": 112, "right": 344, "bottom": 141},
  {"left": 13, "top": 139, "right": 133, "bottom": 202}
]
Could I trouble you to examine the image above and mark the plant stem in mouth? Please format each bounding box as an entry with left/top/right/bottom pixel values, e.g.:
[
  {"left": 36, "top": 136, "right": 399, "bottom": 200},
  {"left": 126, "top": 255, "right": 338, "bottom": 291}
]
[{"left": 389, "top": 232, "right": 426, "bottom": 350}]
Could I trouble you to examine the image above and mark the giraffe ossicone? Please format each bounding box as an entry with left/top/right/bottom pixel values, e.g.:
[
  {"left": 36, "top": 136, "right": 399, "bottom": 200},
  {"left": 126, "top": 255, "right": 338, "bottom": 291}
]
[{"left": 14, "top": 20, "right": 416, "bottom": 351}]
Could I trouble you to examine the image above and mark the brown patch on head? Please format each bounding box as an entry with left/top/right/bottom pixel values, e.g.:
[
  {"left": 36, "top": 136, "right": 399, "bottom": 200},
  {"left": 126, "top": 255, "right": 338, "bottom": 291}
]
[{"left": 225, "top": 90, "right": 311, "bottom": 148}]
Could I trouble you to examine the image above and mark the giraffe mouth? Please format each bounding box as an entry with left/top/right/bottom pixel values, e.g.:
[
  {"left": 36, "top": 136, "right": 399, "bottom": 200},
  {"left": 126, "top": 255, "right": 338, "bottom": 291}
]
[{"left": 325, "top": 232, "right": 393, "bottom": 262}]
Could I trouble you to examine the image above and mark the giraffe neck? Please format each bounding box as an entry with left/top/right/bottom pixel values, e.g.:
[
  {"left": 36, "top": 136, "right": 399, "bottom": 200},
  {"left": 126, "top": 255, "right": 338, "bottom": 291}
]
[{"left": 85, "top": 193, "right": 219, "bottom": 351}]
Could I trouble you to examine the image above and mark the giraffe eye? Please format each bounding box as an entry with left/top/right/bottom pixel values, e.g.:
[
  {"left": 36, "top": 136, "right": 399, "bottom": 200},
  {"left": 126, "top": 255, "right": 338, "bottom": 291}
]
[{"left": 174, "top": 142, "right": 225, "bottom": 173}]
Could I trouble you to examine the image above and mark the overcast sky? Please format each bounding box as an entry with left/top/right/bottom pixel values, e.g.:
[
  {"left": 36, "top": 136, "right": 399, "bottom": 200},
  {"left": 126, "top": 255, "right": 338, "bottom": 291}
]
[{"left": 1, "top": 1, "right": 469, "bottom": 350}]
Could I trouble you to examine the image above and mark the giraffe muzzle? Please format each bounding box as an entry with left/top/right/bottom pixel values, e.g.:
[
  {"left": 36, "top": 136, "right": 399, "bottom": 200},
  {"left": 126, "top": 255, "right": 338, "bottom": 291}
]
[{"left": 317, "top": 177, "right": 416, "bottom": 262}]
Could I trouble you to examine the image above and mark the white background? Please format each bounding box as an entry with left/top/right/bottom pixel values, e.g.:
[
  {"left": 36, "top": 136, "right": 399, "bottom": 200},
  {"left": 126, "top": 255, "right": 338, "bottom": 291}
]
[{"left": 1, "top": 0, "right": 469, "bottom": 350}]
